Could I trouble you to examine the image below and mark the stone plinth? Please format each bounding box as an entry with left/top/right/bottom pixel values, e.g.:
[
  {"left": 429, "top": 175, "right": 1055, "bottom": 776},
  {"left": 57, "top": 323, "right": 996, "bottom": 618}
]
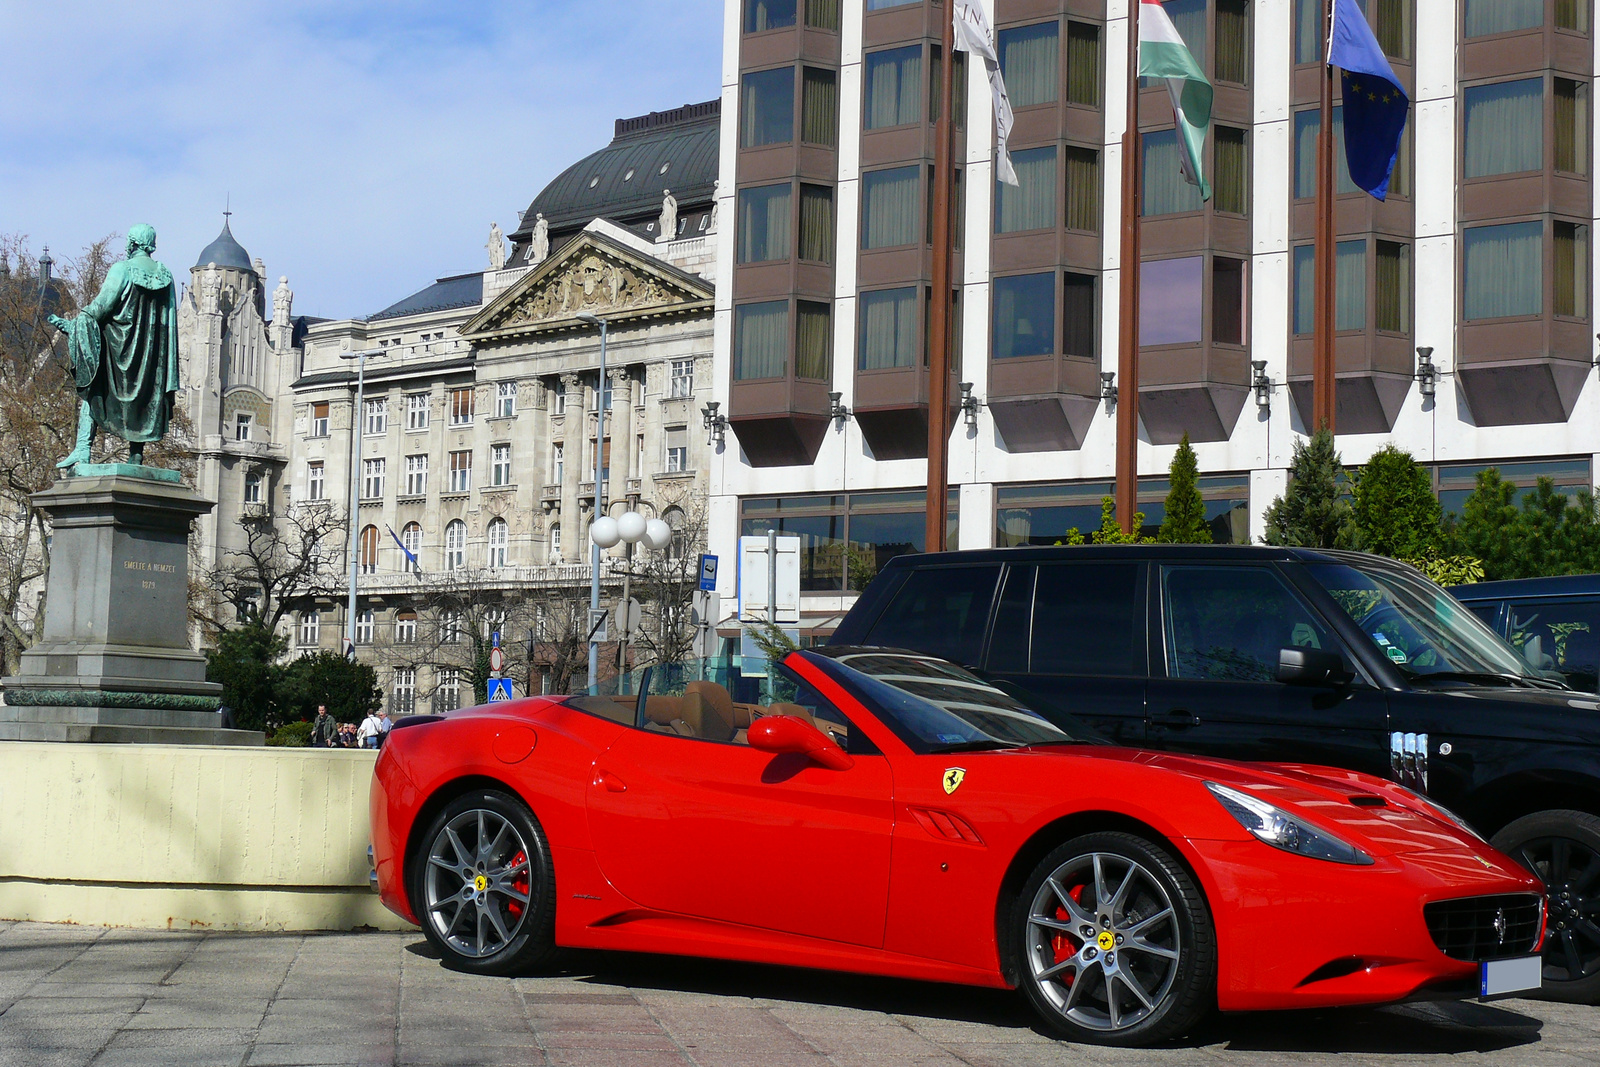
[{"left": 0, "top": 474, "right": 261, "bottom": 745}]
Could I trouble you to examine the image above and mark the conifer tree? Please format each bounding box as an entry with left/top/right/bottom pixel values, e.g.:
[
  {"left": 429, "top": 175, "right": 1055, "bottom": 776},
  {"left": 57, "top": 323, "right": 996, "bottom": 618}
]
[
  {"left": 1262, "top": 428, "right": 1354, "bottom": 548},
  {"left": 1349, "top": 444, "right": 1440, "bottom": 558},
  {"left": 1158, "top": 434, "right": 1212, "bottom": 543}
]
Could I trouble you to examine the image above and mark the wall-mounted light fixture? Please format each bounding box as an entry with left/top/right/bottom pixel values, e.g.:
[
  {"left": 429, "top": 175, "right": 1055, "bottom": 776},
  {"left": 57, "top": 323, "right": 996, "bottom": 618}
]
[
  {"left": 700, "top": 400, "right": 728, "bottom": 446},
  {"left": 1251, "top": 359, "right": 1273, "bottom": 410},
  {"left": 1414, "top": 346, "right": 1437, "bottom": 398},
  {"left": 1100, "top": 371, "right": 1117, "bottom": 409},
  {"left": 828, "top": 391, "right": 852, "bottom": 430},
  {"left": 958, "top": 381, "right": 981, "bottom": 430}
]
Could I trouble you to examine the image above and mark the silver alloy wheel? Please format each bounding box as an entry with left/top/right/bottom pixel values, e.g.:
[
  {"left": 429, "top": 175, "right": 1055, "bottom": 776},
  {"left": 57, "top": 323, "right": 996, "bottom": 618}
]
[
  {"left": 1024, "top": 851, "right": 1182, "bottom": 1033},
  {"left": 424, "top": 808, "right": 534, "bottom": 959}
]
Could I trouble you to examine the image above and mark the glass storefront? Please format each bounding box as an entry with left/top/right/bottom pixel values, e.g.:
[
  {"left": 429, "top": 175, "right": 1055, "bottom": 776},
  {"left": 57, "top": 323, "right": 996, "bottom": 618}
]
[
  {"left": 995, "top": 475, "right": 1251, "bottom": 546},
  {"left": 740, "top": 490, "right": 960, "bottom": 592},
  {"left": 1434, "top": 458, "right": 1593, "bottom": 516}
]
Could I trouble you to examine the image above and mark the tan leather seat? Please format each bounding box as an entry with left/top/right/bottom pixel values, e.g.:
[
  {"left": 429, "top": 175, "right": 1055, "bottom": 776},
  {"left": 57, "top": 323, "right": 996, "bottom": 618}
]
[
  {"left": 682, "top": 681, "right": 737, "bottom": 742},
  {"left": 642, "top": 694, "right": 693, "bottom": 736}
]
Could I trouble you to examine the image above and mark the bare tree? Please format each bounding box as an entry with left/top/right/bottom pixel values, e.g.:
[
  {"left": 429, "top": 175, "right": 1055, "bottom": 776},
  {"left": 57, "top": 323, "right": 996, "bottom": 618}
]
[
  {"left": 628, "top": 494, "right": 709, "bottom": 670},
  {"left": 205, "top": 502, "right": 347, "bottom": 632}
]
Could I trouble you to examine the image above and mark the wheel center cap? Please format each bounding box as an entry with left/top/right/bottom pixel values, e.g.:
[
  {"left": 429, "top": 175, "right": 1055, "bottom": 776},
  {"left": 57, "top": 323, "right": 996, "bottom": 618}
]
[
  {"left": 474, "top": 874, "right": 489, "bottom": 893},
  {"left": 1096, "top": 930, "right": 1116, "bottom": 952}
]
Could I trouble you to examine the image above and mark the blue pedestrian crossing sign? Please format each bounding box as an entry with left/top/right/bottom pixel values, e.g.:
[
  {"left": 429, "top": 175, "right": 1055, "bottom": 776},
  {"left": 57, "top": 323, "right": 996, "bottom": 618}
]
[{"left": 487, "top": 677, "right": 513, "bottom": 703}]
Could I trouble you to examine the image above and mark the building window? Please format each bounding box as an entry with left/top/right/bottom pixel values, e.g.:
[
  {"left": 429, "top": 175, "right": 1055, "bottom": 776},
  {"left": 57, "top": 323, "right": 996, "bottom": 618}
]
[
  {"left": 487, "top": 518, "right": 509, "bottom": 568},
  {"left": 807, "top": 0, "right": 841, "bottom": 30},
  {"left": 744, "top": 0, "right": 794, "bottom": 33},
  {"left": 1143, "top": 130, "right": 1203, "bottom": 216},
  {"left": 359, "top": 525, "right": 379, "bottom": 575},
  {"left": 1376, "top": 241, "right": 1412, "bottom": 332},
  {"left": 307, "top": 461, "right": 325, "bottom": 501},
  {"left": 1291, "top": 244, "right": 1362, "bottom": 334},
  {"left": 362, "top": 457, "right": 385, "bottom": 499},
  {"left": 448, "top": 450, "right": 472, "bottom": 493},
  {"left": 406, "top": 392, "right": 429, "bottom": 430},
  {"left": 551, "top": 442, "right": 564, "bottom": 484},
  {"left": 1065, "top": 21, "right": 1101, "bottom": 106},
  {"left": 796, "top": 301, "right": 832, "bottom": 380},
  {"left": 551, "top": 379, "right": 567, "bottom": 415},
  {"left": 801, "top": 67, "right": 838, "bottom": 147},
  {"left": 1063, "top": 274, "right": 1096, "bottom": 358},
  {"left": 449, "top": 386, "right": 474, "bottom": 425},
  {"left": 1465, "top": 221, "right": 1542, "bottom": 320},
  {"left": 997, "top": 475, "right": 1250, "bottom": 546},
  {"left": 1556, "top": 79, "right": 1590, "bottom": 174},
  {"left": 666, "top": 426, "right": 689, "bottom": 472},
  {"left": 244, "top": 471, "right": 263, "bottom": 504},
  {"left": 1374, "top": 0, "right": 1413, "bottom": 59},
  {"left": 1062, "top": 147, "right": 1100, "bottom": 232},
  {"left": 445, "top": 520, "right": 467, "bottom": 571},
  {"left": 864, "top": 45, "right": 922, "bottom": 129},
  {"left": 235, "top": 413, "right": 253, "bottom": 441},
  {"left": 355, "top": 609, "right": 374, "bottom": 645},
  {"left": 1000, "top": 22, "right": 1058, "bottom": 108},
  {"left": 491, "top": 443, "right": 512, "bottom": 486},
  {"left": 549, "top": 523, "right": 562, "bottom": 561},
  {"left": 1464, "top": 78, "right": 1543, "bottom": 178},
  {"left": 1557, "top": 0, "right": 1590, "bottom": 31},
  {"left": 401, "top": 522, "right": 422, "bottom": 566},
  {"left": 741, "top": 67, "right": 794, "bottom": 147},
  {"left": 1214, "top": 126, "right": 1249, "bottom": 215},
  {"left": 393, "top": 668, "right": 416, "bottom": 716},
  {"left": 1215, "top": 0, "right": 1250, "bottom": 85},
  {"left": 496, "top": 381, "right": 517, "bottom": 418},
  {"left": 1555, "top": 221, "right": 1590, "bottom": 317},
  {"left": 669, "top": 358, "right": 694, "bottom": 398},
  {"left": 1294, "top": 107, "right": 1358, "bottom": 197},
  {"left": 1213, "top": 258, "right": 1246, "bottom": 345},
  {"left": 395, "top": 610, "right": 417, "bottom": 644},
  {"left": 740, "top": 489, "right": 962, "bottom": 592},
  {"left": 1465, "top": 0, "right": 1543, "bottom": 37},
  {"left": 310, "top": 402, "right": 329, "bottom": 437},
  {"left": 738, "top": 183, "right": 792, "bottom": 263},
  {"left": 798, "top": 184, "right": 835, "bottom": 263},
  {"left": 433, "top": 668, "right": 461, "bottom": 713},
  {"left": 996, "top": 145, "right": 1056, "bottom": 233},
  {"left": 664, "top": 506, "right": 687, "bottom": 560},
  {"left": 364, "top": 398, "right": 387, "bottom": 435},
  {"left": 298, "top": 611, "right": 320, "bottom": 647},
  {"left": 859, "top": 287, "right": 918, "bottom": 370},
  {"left": 861, "top": 165, "right": 920, "bottom": 249},
  {"left": 404, "top": 454, "right": 427, "bottom": 496},
  {"left": 867, "top": 0, "right": 918, "bottom": 7},
  {"left": 993, "top": 273, "right": 1055, "bottom": 359},
  {"left": 734, "top": 300, "right": 788, "bottom": 380},
  {"left": 1140, "top": 257, "right": 1204, "bottom": 346}
]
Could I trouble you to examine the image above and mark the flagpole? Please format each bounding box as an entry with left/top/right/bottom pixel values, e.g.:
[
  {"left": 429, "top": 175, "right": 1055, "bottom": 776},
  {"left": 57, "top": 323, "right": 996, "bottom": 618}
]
[
  {"left": 1115, "top": 0, "right": 1143, "bottom": 535},
  {"left": 1313, "top": 0, "right": 1337, "bottom": 433},
  {"left": 926, "top": 0, "right": 956, "bottom": 553}
]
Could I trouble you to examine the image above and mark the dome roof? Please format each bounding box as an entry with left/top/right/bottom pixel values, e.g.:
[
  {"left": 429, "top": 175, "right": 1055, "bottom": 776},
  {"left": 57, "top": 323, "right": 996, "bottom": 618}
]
[
  {"left": 512, "top": 100, "right": 719, "bottom": 240},
  {"left": 194, "top": 218, "right": 253, "bottom": 271}
]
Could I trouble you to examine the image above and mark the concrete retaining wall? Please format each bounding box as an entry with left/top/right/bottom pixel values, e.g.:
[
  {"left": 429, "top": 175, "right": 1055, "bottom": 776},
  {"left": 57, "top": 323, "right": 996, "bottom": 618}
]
[{"left": 0, "top": 741, "right": 411, "bottom": 931}]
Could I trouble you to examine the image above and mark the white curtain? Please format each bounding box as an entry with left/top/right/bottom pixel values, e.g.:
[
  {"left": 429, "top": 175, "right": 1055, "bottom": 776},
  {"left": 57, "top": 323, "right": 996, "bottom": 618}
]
[
  {"left": 1293, "top": 245, "right": 1315, "bottom": 335},
  {"left": 862, "top": 166, "right": 919, "bottom": 248},
  {"left": 858, "top": 288, "right": 917, "bottom": 370},
  {"left": 865, "top": 45, "right": 921, "bottom": 129},
  {"left": 1465, "top": 78, "right": 1543, "bottom": 177},
  {"left": 997, "top": 147, "right": 1056, "bottom": 233},
  {"left": 738, "top": 184, "right": 791, "bottom": 263},
  {"left": 1465, "top": 0, "right": 1544, "bottom": 37},
  {"left": 1000, "top": 22, "right": 1058, "bottom": 107},
  {"left": 1336, "top": 240, "right": 1366, "bottom": 331},
  {"left": 1143, "top": 130, "right": 1203, "bottom": 215},
  {"left": 1294, "top": 108, "right": 1358, "bottom": 198},
  {"left": 736, "top": 301, "right": 789, "bottom": 379},
  {"left": 741, "top": 68, "right": 793, "bottom": 147},
  {"left": 1464, "top": 221, "right": 1542, "bottom": 320}
]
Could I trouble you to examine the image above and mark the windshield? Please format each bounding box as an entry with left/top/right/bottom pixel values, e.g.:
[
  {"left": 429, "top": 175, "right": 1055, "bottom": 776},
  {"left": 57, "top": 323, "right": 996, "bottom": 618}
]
[
  {"left": 805, "top": 649, "right": 1091, "bottom": 753},
  {"left": 1305, "top": 562, "right": 1547, "bottom": 684}
]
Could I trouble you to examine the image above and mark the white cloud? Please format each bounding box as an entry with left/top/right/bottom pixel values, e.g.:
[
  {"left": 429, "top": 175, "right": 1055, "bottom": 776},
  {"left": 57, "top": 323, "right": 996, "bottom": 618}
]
[{"left": 0, "top": 0, "right": 722, "bottom": 319}]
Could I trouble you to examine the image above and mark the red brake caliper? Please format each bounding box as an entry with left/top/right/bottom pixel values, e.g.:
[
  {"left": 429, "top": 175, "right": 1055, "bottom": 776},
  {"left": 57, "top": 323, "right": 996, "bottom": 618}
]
[
  {"left": 1050, "top": 884, "right": 1087, "bottom": 985},
  {"left": 507, "top": 850, "right": 529, "bottom": 918}
]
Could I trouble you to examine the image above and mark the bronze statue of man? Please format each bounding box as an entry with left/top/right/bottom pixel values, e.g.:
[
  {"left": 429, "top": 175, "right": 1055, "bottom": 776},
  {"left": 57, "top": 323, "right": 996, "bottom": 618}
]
[{"left": 48, "top": 223, "right": 179, "bottom": 468}]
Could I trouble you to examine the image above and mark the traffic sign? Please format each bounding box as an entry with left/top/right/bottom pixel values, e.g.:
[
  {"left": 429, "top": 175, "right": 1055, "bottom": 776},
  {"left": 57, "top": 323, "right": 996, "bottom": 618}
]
[
  {"left": 698, "top": 553, "right": 718, "bottom": 592},
  {"left": 616, "top": 597, "right": 642, "bottom": 636},
  {"left": 489, "top": 646, "right": 505, "bottom": 674},
  {"left": 487, "top": 677, "right": 513, "bottom": 703},
  {"left": 588, "top": 609, "right": 609, "bottom": 643}
]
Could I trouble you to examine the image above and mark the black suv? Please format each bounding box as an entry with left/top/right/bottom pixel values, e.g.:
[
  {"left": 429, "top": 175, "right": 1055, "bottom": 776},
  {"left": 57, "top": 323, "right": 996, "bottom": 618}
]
[
  {"left": 833, "top": 545, "right": 1600, "bottom": 1001},
  {"left": 1453, "top": 574, "right": 1600, "bottom": 693}
]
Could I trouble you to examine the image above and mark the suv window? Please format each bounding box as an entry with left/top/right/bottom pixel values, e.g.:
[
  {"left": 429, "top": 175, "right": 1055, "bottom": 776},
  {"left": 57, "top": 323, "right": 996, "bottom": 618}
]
[
  {"left": 1162, "top": 565, "right": 1335, "bottom": 682},
  {"left": 987, "top": 562, "right": 1142, "bottom": 676},
  {"left": 1507, "top": 600, "right": 1600, "bottom": 691},
  {"left": 862, "top": 565, "right": 1000, "bottom": 668}
]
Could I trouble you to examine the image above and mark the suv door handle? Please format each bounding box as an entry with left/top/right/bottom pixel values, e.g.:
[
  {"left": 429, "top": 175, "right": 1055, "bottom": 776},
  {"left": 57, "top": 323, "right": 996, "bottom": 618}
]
[{"left": 1154, "top": 709, "right": 1202, "bottom": 728}]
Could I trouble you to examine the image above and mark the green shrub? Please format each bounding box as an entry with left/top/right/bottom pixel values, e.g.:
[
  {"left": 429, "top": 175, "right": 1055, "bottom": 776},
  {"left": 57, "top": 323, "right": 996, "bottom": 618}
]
[
  {"left": 1158, "top": 434, "right": 1212, "bottom": 543},
  {"left": 267, "top": 720, "right": 314, "bottom": 747}
]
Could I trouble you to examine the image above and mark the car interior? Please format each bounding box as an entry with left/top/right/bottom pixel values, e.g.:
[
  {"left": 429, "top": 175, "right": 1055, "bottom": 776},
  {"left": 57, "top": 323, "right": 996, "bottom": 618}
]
[{"left": 565, "top": 679, "right": 850, "bottom": 748}]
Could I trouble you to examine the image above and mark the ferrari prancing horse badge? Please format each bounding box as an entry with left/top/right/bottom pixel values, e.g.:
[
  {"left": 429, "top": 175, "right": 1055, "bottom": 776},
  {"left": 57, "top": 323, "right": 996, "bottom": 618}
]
[{"left": 943, "top": 767, "right": 966, "bottom": 794}]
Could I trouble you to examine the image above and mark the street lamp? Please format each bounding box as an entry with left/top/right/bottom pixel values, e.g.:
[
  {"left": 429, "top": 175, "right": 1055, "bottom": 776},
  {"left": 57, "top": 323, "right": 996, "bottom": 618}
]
[
  {"left": 1251, "top": 360, "right": 1273, "bottom": 410},
  {"left": 338, "top": 346, "right": 387, "bottom": 657},
  {"left": 590, "top": 508, "right": 672, "bottom": 687},
  {"left": 1414, "top": 346, "right": 1437, "bottom": 399},
  {"left": 575, "top": 312, "right": 610, "bottom": 693}
]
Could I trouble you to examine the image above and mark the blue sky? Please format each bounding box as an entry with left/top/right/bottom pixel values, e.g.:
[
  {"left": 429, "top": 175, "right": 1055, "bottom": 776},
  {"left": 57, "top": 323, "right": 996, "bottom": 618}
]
[{"left": 0, "top": 0, "right": 723, "bottom": 319}]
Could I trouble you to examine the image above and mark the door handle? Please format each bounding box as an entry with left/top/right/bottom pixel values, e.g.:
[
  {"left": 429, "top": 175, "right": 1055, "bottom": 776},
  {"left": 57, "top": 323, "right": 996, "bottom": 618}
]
[
  {"left": 1155, "top": 709, "right": 1202, "bottom": 728},
  {"left": 595, "top": 770, "right": 627, "bottom": 793}
]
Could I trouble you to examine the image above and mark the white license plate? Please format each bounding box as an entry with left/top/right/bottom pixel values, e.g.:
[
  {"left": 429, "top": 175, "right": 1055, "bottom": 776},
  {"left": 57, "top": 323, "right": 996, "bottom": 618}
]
[{"left": 1480, "top": 955, "right": 1542, "bottom": 998}]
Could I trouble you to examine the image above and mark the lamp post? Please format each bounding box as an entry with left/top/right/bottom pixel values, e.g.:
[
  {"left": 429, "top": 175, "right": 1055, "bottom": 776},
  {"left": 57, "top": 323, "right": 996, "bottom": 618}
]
[
  {"left": 575, "top": 312, "right": 608, "bottom": 693},
  {"left": 590, "top": 509, "right": 673, "bottom": 682},
  {"left": 338, "top": 347, "right": 386, "bottom": 657}
]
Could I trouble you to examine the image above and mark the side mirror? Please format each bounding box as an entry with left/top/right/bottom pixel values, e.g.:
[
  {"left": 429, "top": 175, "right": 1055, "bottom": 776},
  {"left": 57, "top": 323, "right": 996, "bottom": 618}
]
[
  {"left": 1278, "top": 647, "right": 1353, "bottom": 687},
  {"left": 748, "top": 714, "right": 855, "bottom": 771}
]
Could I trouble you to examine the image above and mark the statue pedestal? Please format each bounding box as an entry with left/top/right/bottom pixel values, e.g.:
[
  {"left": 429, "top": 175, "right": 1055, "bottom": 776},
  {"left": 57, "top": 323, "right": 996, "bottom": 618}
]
[{"left": 0, "top": 474, "right": 262, "bottom": 745}]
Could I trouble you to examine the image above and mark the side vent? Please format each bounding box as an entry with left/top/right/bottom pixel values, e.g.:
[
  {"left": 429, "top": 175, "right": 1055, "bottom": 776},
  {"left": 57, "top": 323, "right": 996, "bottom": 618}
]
[{"left": 908, "top": 807, "right": 985, "bottom": 846}]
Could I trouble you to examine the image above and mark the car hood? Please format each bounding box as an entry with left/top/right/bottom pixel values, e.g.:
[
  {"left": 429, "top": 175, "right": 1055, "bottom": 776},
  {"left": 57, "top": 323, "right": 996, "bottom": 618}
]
[
  {"left": 1015, "top": 745, "right": 1489, "bottom": 859},
  {"left": 1393, "top": 684, "right": 1600, "bottom": 744}
]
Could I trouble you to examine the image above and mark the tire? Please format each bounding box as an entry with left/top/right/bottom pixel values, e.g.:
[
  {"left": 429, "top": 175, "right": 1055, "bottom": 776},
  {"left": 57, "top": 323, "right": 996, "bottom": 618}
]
[
  {"left": 410, "top": 789, "right": 557, "bottom": 975},
  {"left": 1012, "top": 832, "right": 1216, "bottom": 1046},
  {"left": 1490, "top": 809, "right": 1600, "bottom": 1004}
]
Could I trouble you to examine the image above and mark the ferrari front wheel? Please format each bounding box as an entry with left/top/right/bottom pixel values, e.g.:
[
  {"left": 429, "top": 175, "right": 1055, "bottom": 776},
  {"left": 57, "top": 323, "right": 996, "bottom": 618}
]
[
  {"left": 1014, "top": 832, "right": 1216, "bottom": 1046},
  {"left": 413, "top": 789, "right": 557, "bottom": 975}
]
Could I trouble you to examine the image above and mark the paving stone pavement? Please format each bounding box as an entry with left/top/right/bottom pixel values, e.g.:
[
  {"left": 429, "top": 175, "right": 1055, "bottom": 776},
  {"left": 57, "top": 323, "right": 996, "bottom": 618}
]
[{"left": 2, "top": 919, "right": 1599, "bottom": 1067}]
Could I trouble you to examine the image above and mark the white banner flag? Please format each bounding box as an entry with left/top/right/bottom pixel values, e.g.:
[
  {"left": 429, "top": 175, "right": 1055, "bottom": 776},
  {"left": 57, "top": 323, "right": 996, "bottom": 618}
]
[{"left": 953, "top": 1, "right": 1018, "bottom": 186}]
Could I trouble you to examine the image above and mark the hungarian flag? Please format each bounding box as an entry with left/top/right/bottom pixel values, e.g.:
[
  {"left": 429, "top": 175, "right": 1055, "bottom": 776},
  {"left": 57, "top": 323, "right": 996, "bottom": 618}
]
[{"left": 1140, "top": 0, "right": 1213, "bottom": 201}]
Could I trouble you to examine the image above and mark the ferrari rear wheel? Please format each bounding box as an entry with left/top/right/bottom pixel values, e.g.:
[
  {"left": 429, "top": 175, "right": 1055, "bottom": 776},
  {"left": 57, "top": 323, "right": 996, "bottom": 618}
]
[
  {"left": 413, "top": 789, "right": 557, "bottom": 975},
  {"left": 1015, "top": 832, "right": 1215, "bottom": 1046}
]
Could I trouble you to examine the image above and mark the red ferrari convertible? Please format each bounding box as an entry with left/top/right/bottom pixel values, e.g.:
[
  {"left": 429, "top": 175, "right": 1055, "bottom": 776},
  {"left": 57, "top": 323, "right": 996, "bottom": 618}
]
[{"left": 370, "top": 648, "right": 1546, "bottom": 1045}]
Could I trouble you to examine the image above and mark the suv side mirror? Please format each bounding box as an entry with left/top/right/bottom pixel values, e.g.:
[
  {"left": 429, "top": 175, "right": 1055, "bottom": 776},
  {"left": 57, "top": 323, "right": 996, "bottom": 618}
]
[
  {"left": 1278, "top": 647, "right": 1353, "bottom": 687},
  {"left": 748, "top": 714, "right": 855, "bottom": 771}
]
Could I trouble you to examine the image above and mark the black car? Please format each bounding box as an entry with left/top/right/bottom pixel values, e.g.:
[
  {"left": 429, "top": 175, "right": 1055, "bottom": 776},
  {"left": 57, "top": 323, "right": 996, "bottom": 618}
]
[
  {"left": 1454, "top": 574, "right": 1600, "bottom": 692},
  {"left": 832, "top": 545, "right": 1600, "bottom": 1001}
]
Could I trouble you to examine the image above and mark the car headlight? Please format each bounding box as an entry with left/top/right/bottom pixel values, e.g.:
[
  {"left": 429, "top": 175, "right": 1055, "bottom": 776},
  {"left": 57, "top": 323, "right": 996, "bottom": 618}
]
[
  {"left": 1206, "top": 782, "right": 1374, "bottom": 865},
  {"left": 1395, "top": 787, "right": 1484, "bottom": 842}
]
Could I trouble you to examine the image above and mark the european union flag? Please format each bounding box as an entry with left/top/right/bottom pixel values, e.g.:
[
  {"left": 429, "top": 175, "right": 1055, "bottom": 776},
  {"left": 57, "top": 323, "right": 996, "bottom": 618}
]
[{"left": 1328, "top": 0, "right": 1409, "bottom": 200}]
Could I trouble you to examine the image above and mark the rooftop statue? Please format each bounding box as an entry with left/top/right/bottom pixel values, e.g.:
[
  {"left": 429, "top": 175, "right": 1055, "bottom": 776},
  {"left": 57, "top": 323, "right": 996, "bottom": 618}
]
[{"left": 48, "top": 224, "right": 179, "bottom": 468}]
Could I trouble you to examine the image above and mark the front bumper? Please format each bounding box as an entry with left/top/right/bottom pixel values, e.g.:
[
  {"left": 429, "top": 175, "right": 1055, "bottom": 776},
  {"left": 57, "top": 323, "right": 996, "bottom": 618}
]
[{"left": 1188, "top": 839, "right": 1543, "bottom": 1012}]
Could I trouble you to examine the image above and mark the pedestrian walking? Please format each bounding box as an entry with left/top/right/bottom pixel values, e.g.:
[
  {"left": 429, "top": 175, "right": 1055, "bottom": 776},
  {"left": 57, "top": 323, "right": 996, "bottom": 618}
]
[
  {"left": 311, "top": 706, "right": 337, "bottom": 748},
  {"left": 356, "top": 709, "right": 383, "bottom": 749},
  {"left": 376, "top": 709, "right": 393, "bottom": 748}
]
